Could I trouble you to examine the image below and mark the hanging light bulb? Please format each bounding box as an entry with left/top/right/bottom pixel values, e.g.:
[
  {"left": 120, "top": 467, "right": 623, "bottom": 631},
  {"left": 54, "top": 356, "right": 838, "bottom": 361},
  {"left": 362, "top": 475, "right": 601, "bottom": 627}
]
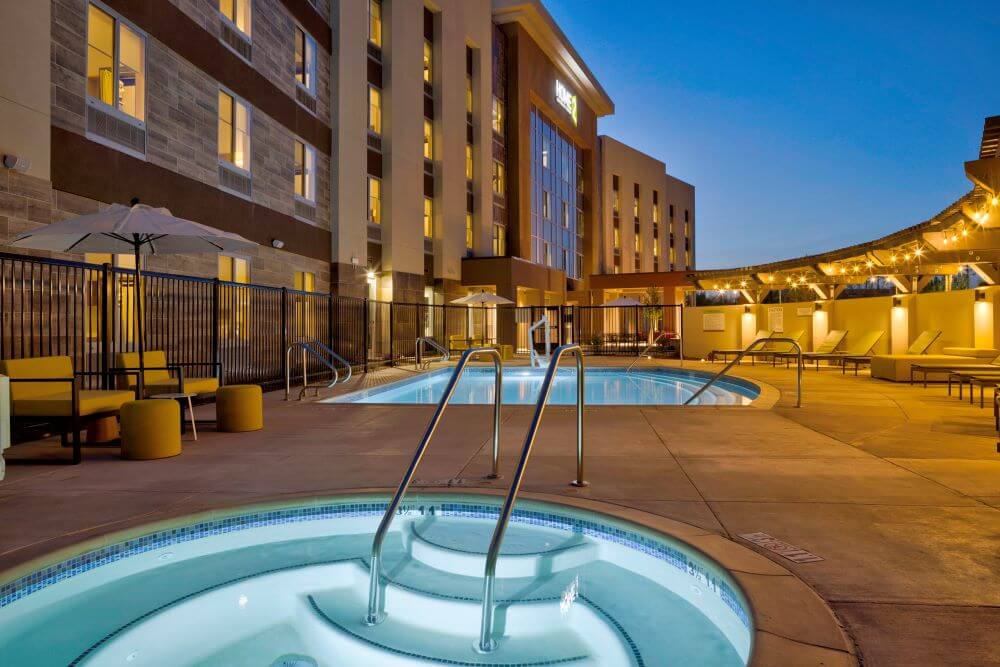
[
  {"left": 951, "top": 234, "right": 958, "bottom": 242},
  {"left": 943, "top": 237, "right": 950, "bottom": 245},
  {"left": 852, "top": 264, "right": 860, "bottom": 273},
  {"left": 961, "top": 228, "right": 968, "bottom": 237},
  {"left": 914, "top": 247, "right": 923, "bottom": 257},
  {"left": 739, "top": 279, "right": 748, "bottom": 288},
  {"left": 889, "top": 253, "right": 897, "bottom": 263},
  {"left": 904, "top": 253, "right": 911, "bottom": 261},
  {"left": 992, "top": 196, "right": 999, "bottom": 207},
  {"left": 865, "top": 260, "right": 874, "bottom": 268}
]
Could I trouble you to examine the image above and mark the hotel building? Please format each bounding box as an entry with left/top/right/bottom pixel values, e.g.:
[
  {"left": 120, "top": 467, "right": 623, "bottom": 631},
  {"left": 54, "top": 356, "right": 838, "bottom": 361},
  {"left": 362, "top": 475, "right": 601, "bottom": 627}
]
[{"left": 1, "top": 0, "right": 690, "bottom": 306}]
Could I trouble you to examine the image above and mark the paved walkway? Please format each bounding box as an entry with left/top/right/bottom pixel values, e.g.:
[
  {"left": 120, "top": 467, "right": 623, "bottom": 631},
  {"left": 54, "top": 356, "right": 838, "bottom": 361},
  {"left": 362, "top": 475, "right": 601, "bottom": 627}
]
[{"left": 1, "top": 359, "right": 998, "bottom": 666}]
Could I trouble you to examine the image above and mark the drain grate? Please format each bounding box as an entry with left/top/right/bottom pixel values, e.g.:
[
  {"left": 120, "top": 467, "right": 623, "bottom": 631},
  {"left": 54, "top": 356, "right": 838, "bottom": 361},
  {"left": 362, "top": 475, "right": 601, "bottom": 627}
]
[{"left": 738, "top": 532, "right": 824, "bottom": 563}]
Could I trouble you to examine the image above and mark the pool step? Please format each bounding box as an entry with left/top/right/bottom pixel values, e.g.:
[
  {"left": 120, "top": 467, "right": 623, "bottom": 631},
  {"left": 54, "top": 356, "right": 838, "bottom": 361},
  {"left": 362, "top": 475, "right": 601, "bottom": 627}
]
[{"left": 404, "top": 515, "right": 601, "bottom": 578}]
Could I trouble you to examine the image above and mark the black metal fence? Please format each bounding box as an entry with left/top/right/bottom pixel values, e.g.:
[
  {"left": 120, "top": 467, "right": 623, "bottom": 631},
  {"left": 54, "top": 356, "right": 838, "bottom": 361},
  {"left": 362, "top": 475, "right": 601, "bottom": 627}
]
[{"left": 0, "top": 252, "right": 682, "bottom": 388}]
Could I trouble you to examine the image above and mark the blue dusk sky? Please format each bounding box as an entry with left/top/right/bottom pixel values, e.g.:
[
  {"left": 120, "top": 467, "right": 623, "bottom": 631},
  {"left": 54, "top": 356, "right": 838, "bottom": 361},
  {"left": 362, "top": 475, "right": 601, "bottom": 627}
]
[{"left": 543, "top": 0, "right": 1000, "bottom": 269}]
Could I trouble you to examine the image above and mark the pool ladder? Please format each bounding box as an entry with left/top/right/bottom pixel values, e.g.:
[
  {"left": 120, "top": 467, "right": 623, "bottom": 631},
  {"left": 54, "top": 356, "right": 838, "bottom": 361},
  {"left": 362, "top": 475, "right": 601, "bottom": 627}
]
[
  {"left": 284, "top": 340, "right": 353, "bottom": 400},
  {"left": 684, "top": 337, "right": 802, "bottom": 407},
  {"left": 364, "top": 344, "right": 588, "bottom": 655},
  {"left": 414, "top": 336, "right": 450, "bottom": 370}
]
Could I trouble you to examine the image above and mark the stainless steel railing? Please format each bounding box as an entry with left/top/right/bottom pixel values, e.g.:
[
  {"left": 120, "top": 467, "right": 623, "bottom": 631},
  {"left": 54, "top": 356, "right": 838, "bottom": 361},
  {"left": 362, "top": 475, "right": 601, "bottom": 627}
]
[
  {"left": 308, "top": 340, "right": 353, "bottom": 384},
  {"left": 528, "top": 315, "right": 550, "bottom": 368},
  {"left": 477, "top": 344, "right": 587, "bottom": 652},
  {"left": 414, "top": 336, "right": 450, "bottom": 370},
  {"left": 365, "top": 347, "right": 504, "bottom": 626},
  {"left": 684, "top": 337, "right": 802, "bottom": 407},
  {"left": 625, "top": 331, "right": 670, "bottom": 373},
  {"left": 284, "top": 341, "right": 338, "bottom": 400}
]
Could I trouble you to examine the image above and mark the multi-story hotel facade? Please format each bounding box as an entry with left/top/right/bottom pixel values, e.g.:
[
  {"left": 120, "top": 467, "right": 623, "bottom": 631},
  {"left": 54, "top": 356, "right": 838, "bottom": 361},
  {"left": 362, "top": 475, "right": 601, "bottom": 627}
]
[{"left": 0, "top": 0, "right": 691, "bottom": 306}]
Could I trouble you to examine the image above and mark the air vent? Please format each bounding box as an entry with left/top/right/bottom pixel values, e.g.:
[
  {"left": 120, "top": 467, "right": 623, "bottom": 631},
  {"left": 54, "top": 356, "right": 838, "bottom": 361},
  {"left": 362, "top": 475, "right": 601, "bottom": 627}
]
[
  {"left": 220, "top": 19, "right": 252, "bottom": 61},
  {"left": 219, "top": 163, "right": 252, "bottom": 197},
  {"left": 367, "top": 224, "right": 382, "bottom": 242},
  {"left": 366, "top": 132, "right": 382, "bottom": 152},
  {"left": 294, "top": 199, "right": 315, "bottom": 221},
  {"left": 295, "top": 86, "right": 317, "bottom": 114},
  {"left": 86, "top": 104, "right": 145, "bottom": 155}
]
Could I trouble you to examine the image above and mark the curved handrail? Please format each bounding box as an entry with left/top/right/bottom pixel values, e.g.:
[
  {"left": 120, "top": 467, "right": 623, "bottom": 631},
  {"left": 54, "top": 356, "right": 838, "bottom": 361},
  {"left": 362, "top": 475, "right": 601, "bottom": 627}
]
[
  {"left": 284, "top": 342, "right": 338, "bottom": 400},
  {"left": 528, "top": 315, "right": 550, "bottom": 368},
  {"left": 366, "top": 347, "right": 503, "bottom": 625},
  {"left": 307, "top": 340, "right": 353, "bottom": 384},
  {"left": 625, "top": 331, "right": 670, "bottom": 373},
  {"left": 415, "top": 337, "right": 450, "bottom": 369},
  {"left": 478, "top": 344, "right": 586, "bottom": 652},
  {"left": 683, "top": 337, "right": 802, "bottom": 407}
]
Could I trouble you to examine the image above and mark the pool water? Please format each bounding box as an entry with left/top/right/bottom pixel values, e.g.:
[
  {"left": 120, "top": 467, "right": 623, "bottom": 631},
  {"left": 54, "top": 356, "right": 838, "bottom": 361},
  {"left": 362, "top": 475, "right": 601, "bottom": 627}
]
[
  {"left": 0, "top": 495, "right": 753, "bottom": 666},
  {"left": 328, "top": 367, "right": 760, "bottom": 406}
]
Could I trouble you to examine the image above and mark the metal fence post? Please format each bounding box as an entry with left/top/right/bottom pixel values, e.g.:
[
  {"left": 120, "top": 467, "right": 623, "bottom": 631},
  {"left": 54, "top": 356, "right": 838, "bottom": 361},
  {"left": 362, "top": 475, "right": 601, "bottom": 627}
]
[
  {"left": 280, "top": 287, "right": 288, "bottom": 383},
  {"left": 362, "top": 297, "right": 369, "bottom": 373},
  {"left": 211, "top": 278, "right": 220, "bottom": 379},
  {"left": 100, "top": 263, "right": 112, "bottom": 389},
  {"left": 388, "top": 301, "right": 395, "bottom": 367}
]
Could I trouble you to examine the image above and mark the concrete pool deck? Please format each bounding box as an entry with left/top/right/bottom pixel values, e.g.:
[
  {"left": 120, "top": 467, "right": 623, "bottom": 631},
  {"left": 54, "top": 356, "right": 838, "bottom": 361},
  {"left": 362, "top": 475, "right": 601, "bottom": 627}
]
[{"left": 1, "top": 358, "right": 997, "bottom": 665}]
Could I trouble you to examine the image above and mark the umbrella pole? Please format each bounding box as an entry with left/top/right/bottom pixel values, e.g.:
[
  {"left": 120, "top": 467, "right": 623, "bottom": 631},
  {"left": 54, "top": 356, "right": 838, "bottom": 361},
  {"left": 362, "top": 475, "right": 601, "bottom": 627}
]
[{"left": 134, "top": 238, "right": 145, "bottom": 398}]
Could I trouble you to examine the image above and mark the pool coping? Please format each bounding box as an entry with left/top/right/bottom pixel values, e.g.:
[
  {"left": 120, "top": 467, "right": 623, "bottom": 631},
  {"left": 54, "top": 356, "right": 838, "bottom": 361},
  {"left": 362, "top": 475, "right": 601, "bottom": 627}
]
[{"left": 0, "top": 487, "right": 854, "bottom": 666}]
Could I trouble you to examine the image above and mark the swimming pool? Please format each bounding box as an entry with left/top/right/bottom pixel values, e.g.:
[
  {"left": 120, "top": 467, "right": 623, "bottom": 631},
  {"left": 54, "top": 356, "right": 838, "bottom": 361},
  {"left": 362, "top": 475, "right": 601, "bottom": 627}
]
[
  {"left": 328, "top": 367, "right": 760, "bottom": 406},
  {"left": 0, "top": 494, "right": 752, "bottom": 666}
]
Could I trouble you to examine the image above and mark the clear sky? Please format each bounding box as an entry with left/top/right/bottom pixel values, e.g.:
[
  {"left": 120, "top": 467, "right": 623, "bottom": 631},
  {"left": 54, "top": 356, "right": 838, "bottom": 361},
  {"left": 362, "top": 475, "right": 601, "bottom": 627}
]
[{"left": 542, "top": 0, "right": 1000, "bottom": 269}]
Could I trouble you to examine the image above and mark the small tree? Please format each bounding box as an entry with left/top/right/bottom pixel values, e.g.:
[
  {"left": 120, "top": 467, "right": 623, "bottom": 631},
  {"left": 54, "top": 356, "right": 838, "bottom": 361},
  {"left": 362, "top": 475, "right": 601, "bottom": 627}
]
[{"left": 642, "top": 287, "right": 663, "bottom": 341}]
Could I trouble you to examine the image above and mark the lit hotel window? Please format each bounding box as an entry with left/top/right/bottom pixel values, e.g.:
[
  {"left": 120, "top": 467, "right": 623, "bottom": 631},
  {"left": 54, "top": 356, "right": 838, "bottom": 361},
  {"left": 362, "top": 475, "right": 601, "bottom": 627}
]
[
  {"left": 293, "top": 139, "right": 316, "bottom": 202},
  {"left": 465, "top": 144, "right": 473, "bottom": 180},
  {"left": 423, "top": 41, "right": 433, "bottom": 83},
  {"left": 368, "top": 85, "right": 381, "bottom": 134},
  {"left": 368, "top": 0, "right": 382, "bottom": 47},
  {"left": 493, "top": 224, "right": 506, "bottom": 255},
  {"left": 294, "top": 271, "right": 315, "bottom": 292},
  {"left": 219, "top": 255, "right": 250, "bottom": 283},
  {"left": 492, "top": 161, "right": 505, "bottom": 196},
  {"left": 635, "top": 233, "right": 642, "bottom": 253},
  {"left": 87, "top": 4, "right": 145, "bottom": 122},
  {"left": 368, "top": 176, "right": 381, "bottom": 224},
  {"left": 218, "top": 255, "right": 250, "bottom": 339},
  {"left": 653, "top": 238, "right": 660, "bottom": 257},
  {"left": 633, "top": 185, "right": 640, "bottom": 219},
  {"left": 613, "top": 227, "right": 621, "bottom": 248},
  {"left": 466, "top": 213, "right": 474, "bottom": 251},
  {"left": 612, "top": 176, "right": 620, "bottom": 215},
  {"left": 542, "top": 191, "right": 550, "bottom": 220},
  {"left": 492, "top": 96, "right": 504, "bottom": 135},
  {"left": 218, "top": 90, "right": 250, "bottom": 171},
  {"left": 423, "top": 197, "right": 434, "bottom": 238},
  {"left": 295, "top": 26, "right": 317, "bottom": 95},
  {"left": 653, "top": 191, "right": 661, "bottom": 224},
  {"left": 220, "top": 0, "right": 251, "bottom": 37},
  {"left": 466, "top": 75, "right": 473, "bottom": 114},
  {"left": 561, "top": 201, "right": 569, "bottom": 228},
  {"left": 423, "top": 120, "right": 434, "bottom": 159},
  {"left": 541, "top": 138, "right": 550, "bottom": 168},
  {"left": 544, "top": 242, "right": 552, "bottom": 267}
]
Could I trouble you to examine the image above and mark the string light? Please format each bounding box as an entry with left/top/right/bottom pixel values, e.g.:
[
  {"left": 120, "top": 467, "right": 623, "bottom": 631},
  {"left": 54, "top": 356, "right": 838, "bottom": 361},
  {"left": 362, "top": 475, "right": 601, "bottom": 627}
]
[
  {"left": 739, "top": 280, "right": 748, "bottom": 288},
  {"left": 943, "top": 237, "right": 950, "bottom": 245},
  {"left": 889, "top": 253, "right": 897, "bottom": 263},
  {"left": 961, "top": 228, "right": 968, "bottom": 237},
  {"left": 914, "top": 247, "right": 923, "bottom": 257},
  {"left": 992, "top": 196, "right": 999, "bottom": 207},
  {"left": 865, "top": 260, "right": 874, "bottom": 268}
]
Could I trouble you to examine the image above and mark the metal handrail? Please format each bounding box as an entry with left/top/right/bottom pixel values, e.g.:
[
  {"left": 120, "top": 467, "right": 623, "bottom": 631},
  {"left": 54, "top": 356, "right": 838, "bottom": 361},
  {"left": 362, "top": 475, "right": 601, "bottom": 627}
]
[
  {"left": 414, "top": 337, "right": 450, "bottom": 369},
  {"left": 684, "top": 337, "right": 802, "bottom": 407},
  {"left": 528, "top": 315, "right": 550, "bottom": 368},
  {"left": 307, "top": 340, "right": 353, "bottom": 384},
  {"left": 284, "top": 341, "right": 339, "bottom": 400},
  {"left": 366, "top": 347, "right": 504, "bottom": 626},
  {"left": 626, "top": 331, "right": 670, "bottom": 373},
  {"left": 478, "top": 344, "right": 587, "bottom": 652}
]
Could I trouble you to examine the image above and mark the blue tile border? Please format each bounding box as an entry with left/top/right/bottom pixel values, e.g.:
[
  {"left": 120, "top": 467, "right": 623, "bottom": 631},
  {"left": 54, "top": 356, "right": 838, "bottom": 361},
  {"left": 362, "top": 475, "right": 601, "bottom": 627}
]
[{"left": 0, "top": 496, "right": 751, "bottom": 633}]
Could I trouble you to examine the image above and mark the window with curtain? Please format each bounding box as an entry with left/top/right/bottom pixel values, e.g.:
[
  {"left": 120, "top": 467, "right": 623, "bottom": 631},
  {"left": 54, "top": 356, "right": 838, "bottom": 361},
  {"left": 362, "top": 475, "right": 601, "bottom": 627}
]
[
  {"left": 423, "top": 119, "right": 433, "bottom": 159},
  {"left": 423, "top": 198, "right": 433, "bottom": 238},
  {"left": 423, "top": 41, "right": 433, "bottom": 83},
  {"left": 368, "top": 85, "right": 381, "bottom": 134},
  {"left": 368, "top": 0, "right": 382, "bottom": 47},
  {"left": 491, "top": 96, "right": 504, "bottom": 135},
  {"left": 492, "top": 223, "right": 506, "bottom": 256},
  {"left": 465, "top": 75, "right": 473, "bottom": 113},
  {"left": 220, "top": 0, "right": 251, "bottom": 37},
  {"left": 492, "top": 161, "right": 505, "bottom": 196},
  {"left": 294, "top": 26, "right": 317, "bottom": 95},
  {"left": 218, "top": 256, "right": 250, "bottom": 339},
  {"left": 294, "top": 271, "right": 316, "bottom": 337},
  {"left": 218, "top": 90, "right": 250, "bottom": 171},
  {"left": 87, "top": 4, "right": 145, "bottom": 122},
  {"left": 465, "top": 144, "right": 473, "bottom": 180},
  {"left": 293, "top": 139, "right": 316, "bottom": 202},
  {"left": 368, "top": 176, "right": 381, "bottom": 224},
  {"left": 466, "top": 213, "right": 474, "bottom": 251}
]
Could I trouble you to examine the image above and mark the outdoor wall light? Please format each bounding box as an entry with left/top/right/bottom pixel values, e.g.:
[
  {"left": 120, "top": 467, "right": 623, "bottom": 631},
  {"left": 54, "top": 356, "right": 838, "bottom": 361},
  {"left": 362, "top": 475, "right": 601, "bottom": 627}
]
[
  {"left": 744, "top": 304, "right": 752, "bottom": 314},
  {"left": 814, "top": 302, "right": 823, "bottom": 311},
  {"left": 975, "top": 289, "right": 987, "bottom": 301},
  {"left": 892, "top": 296, "right": 903, "bottom": 308},
  {"left": 366, "top": 270, "right": 376, "bottom": 282},
  {"left": 270, "top": 238, "right": 285, "bottom": 249}
]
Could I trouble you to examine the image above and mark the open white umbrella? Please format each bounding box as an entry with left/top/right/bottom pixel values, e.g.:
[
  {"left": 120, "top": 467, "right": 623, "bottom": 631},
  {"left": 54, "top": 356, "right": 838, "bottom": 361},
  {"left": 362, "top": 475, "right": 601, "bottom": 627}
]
[
  {"left": 10, "top": 200, "right": 257, "bottom": 393},
  {"left": 603, "top": 296, "right": 642, "bottom": 307},
  {"left": 450, "top": 292, "right": 514, "bottom": 345}
]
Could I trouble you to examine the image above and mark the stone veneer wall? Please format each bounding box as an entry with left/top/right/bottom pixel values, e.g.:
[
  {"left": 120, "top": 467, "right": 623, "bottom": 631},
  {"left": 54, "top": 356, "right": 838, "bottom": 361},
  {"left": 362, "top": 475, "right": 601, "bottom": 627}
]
[
  {"left": 0, "top": 170, "right": 330, "bottom": 291},
  {"left": 50, "top": 0, "right": 332, "bottom": 231}
]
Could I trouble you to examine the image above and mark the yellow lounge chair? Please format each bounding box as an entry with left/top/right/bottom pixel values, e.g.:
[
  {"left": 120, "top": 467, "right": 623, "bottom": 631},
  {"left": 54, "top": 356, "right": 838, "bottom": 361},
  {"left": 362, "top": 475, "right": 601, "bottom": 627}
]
[
  {"left": 114, "top": 351, "right": 221, "bottom": 397},
  {"left": 0, "top": 356, "right": 136, "bottom": 464},
  {"left": 709, "top": 330, "right": 772, "bottom": 363},
  {"left": 870, "top": 330, "right": 947, "bottom": 382},
  {"left": 776, "top": 330, "right": 848, "bottom": 368},
  {"left": 800, "top": 330, "right": 884, "bottom": 371}
]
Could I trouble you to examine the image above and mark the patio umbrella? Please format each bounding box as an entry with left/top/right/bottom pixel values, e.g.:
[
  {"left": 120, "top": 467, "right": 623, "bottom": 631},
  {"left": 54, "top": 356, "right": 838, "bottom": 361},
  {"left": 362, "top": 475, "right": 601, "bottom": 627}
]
[
  {"left": 603, "top": 296, "right": 642, "bottom": 307},
  {"left": 9, "top": 200, "right": 257, "bottom": 393},
  {"left": 450, "top": 292, "right": 514, "bottom": 345}
]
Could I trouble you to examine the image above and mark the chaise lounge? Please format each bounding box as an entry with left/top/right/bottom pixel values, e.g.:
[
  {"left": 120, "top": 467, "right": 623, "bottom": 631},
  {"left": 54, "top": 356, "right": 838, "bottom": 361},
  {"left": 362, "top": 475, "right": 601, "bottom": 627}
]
[
  {"left": 114, "top": 351, "right": 221, "bottom": 397},
  {"left": 709, "top": 330, "right": 771, "bottom": 363},
  {"left": 869, "top": 330, "right": 954, "bottom": 381}
]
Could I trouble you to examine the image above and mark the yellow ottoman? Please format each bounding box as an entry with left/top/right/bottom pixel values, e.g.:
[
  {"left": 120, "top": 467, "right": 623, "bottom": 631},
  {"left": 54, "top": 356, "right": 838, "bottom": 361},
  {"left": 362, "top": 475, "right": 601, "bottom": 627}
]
[
  {"left": 217, "top": 384, "right": 263, "bottom": 432},
  {"left": 120, "top": 400, "right": 181, "bottom": 460},
  {"left": 496, "top": 344, "right": 515, "bottom": 361}
]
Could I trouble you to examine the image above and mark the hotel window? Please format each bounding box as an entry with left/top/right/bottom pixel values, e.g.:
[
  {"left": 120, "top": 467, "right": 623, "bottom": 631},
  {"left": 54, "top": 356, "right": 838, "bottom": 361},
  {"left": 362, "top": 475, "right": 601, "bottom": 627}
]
[
  {"left": 368, "top": 0, "right": 382, "bottom": 47},
  {"left": 423, "top": 40, "right": 433, "bottom": 83},
  {"left": 367, "top": 176, "right": 381, "bottom": 224},
  {"left": 669, "top": 204, "right": 675, "bottom": 219},
  {"left": 368, "top": 85, "right": 382, "bottom": 134},
  {"left": 492, "top": 161, "right": 505, "bottom": 196},
  {"left": 652, "top": 191, "right": 660, "bottom": 223},
  {"left": 493, "top": 223, "right": 506, "bottom": 255},
  {"left": 561, "top": 201, "right": 569, "bottom": 228},
  {"left": 465, "top": 144, "right": 474, "bottom": 180},
  {"left": 612, "top": 176, "right": 620, "bottom": 216},
  {"left": 423, "top": 119, "right": 434, "bottom": 159},
  {"left": 294, "top": 271, "right": 315, "bottom": 292},
  {"left": 423, "top": 197, "right": 433, "bottom": 238},
  {"left": 613, "top": 226, "right": 621, "bottom": 248},
  {"left": 466, "top": 75, "right": 473, "bottom": 114},
  {"left": 543, "top": 242, "right": 552, "bottom": 267},
  {"left": 294, "top": 26, "right": 317, "bottom": 95},
  {"left": 87, "top": 4, "right": 145, "bottom": 122},
  {"left": 294, "top": 270, "right": 316, "bottom": 334},
  {"left": 219, "top": 255, "right": 250, "bottom": 283},
  {"left": 218, "top": 90, "right": 250, "bottom": 171},
  {"left": 562, "top": 249, "right": 570, "bottom": 272},
  {"left": 541, "top": 138, "right": 550, "bottom": 169},
  {"left": 542, "top": 191, "right": 550, "bottom": 220},
  {"left": 633, "top": 184, "right": 640, "bottom": 219},
  {"left": 219, "top": 256, "right": 250, "bottom": 338},
  {"left": 685, "top": 209, "right": 690, "bottom": 222},
  {"left": 220, "top": 0, "right": 251, "bottom": 37},
  {"left": 293, "top": 139, "right": 316, "bottom": 202},
  {"left": 635, "top": 233, "right": 642, "bottom": 253},
  {"left": 653, "top": 238, "right": 660, "bottom": 257},
  {"left": 492, "top": 96, "right": 504, "bottom": 135},
  {"left": 465, "top": 213, "right": 474, "bottom": 251}
]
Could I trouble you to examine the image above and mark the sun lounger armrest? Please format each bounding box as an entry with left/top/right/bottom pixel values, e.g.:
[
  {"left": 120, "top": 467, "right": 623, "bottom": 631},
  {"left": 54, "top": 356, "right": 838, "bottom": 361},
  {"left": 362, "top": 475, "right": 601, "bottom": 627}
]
[
  {"left": 172, "top": 362, "right": 224, "bottom": 383},
  {"left": 113, "top": 365, "right": 184, "bottom": 396},
  {"left": 7, "top": 377, "right": 81, "bottom": 416}
]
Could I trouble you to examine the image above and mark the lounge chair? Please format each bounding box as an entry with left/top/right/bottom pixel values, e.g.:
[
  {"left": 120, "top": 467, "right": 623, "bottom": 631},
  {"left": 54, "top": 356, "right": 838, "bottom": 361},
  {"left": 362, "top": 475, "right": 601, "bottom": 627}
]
[
  {"left": 909, "top": 350, "right": 1000, "bottom": 386},
  {"left": 775, "top": 330, "right": 848, "bottom": 368},
  {"left": 799, "top": 330, "right": 885, "bottom": 371},
  {"left": 948, "top": 369, "right": 1000, "bottom": 407},
  {"left": 0, "top": 356, "right": 136, "bottom": 464},
  {"left": 870, "top": 330, "right": 950, "bottom": 381},
  {"left": 449, "top": 335, "right": 485, "bottom": 352},
  {"left": 114, "top": 351, "right": 221, "bottom": 397},
  {"left": 709, "top": 330, "right": 771, "bottom": 363}
]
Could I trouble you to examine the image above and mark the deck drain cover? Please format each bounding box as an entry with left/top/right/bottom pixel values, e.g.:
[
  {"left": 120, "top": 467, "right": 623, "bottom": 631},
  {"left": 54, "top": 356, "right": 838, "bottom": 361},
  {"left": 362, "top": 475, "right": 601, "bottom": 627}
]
[
  {"left": 271, "top": 655, "right": 317, "bottom": 667},
  {"left": 738, "top": 532, "right": 824, "bottom": 563}
]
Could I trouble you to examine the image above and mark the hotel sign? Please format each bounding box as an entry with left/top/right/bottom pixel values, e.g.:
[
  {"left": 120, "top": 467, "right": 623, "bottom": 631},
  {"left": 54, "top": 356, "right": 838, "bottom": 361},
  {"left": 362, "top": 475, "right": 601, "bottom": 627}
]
[{"left": 555, "top": 80, "right": 578, "bottom": 126}]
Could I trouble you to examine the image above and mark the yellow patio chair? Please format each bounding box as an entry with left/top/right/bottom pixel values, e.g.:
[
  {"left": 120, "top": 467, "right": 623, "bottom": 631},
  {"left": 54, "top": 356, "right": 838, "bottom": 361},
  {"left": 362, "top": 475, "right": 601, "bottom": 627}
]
[{"left": 114, "top": 351, "right": 221, "bottom": 397}]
